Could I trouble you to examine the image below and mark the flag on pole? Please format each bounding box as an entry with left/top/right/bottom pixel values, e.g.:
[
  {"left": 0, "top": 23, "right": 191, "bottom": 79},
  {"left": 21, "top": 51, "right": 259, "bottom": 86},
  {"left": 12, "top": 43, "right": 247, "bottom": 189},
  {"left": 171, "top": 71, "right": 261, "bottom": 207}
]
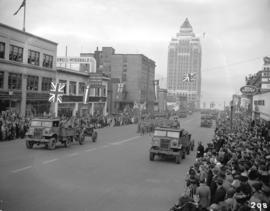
[
  {"left": 83, "top": 85, "right": 90, "bottom": 104},
  {"left": 14, "top": 0, "right": 25, "bottom": 15},
  {"left": 49, "top": 82, "right": 65, "bottom": 103}
]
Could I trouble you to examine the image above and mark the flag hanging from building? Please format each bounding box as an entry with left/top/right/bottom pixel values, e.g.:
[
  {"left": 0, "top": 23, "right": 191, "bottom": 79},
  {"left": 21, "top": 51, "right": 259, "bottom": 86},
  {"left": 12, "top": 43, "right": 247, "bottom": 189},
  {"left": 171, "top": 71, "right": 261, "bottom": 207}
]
[
  {"left": 83, "top": 85, "right": 90, "bottom": 104},
  {"left": 183, "top": 73, "right": 196, "bottom": 82},
  {"left": 133, "top": 101, "right": 139, "bottom": 109},
  {"left": 117, "top": 83, "right": 124, "bottom": 93},
  {"left": 49, "top": 82, "right": 65, "bottom": 103},
  {"left": 14, "top": 0, "right": 25, "bottom": 15}
]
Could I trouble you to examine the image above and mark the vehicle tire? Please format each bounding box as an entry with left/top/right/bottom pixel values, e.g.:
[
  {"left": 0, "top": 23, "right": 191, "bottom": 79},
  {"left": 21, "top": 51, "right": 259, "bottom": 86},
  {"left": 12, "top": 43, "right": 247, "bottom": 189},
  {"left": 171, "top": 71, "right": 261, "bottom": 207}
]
[
  {"left": 175, "top": 154, "right": 181, "bottom": 164},
  {"left": 92, "top": 131, "right": 97, "bottom": 142},
  {"left": 48, "top": 138, "right": 56, "bottom": 150},
  {"left": 79, "top": 134, "right": 85, "bottom": 145},
  {"left": 26, "top": 140, "right": 33, "bottom": 149},
  {"left": 182, "top": 151, "right": 186, "bottom": 159},
  {"left": 149, "top": 152, "right": 155, "bottom": 161},
  {"left": 64, "top": 137, "right": 72, "bottom": 148}
]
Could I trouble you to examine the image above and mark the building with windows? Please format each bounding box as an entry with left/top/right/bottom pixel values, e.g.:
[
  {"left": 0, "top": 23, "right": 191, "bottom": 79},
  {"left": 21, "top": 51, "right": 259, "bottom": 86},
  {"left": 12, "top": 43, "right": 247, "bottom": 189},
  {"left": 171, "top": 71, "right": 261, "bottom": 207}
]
[
  {"left": 158, "top": 88, "right": 167, "bottom": 112},
  {"left": 56, "top": 68, "right": 109, "bottom": 116},
  {"left": 0, "top": 23, "right": 57, "bottom": 117},
  {"left": 252, "top": 92, "right": 270, "bottom": 122},
  {"left": 167, "top": 18, "right": 201, "bottom": 109},
  {"left": 81, "top": 47, "right": 156, "bottom": 113},
  {"left": 246, "top": 56, "right": 270, "bottom": 93}
]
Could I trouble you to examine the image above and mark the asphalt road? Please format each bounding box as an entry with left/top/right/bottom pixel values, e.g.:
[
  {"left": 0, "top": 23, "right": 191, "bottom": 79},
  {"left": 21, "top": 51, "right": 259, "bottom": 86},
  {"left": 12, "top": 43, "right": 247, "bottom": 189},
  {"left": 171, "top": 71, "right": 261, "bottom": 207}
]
[{"left": 0, "top": 112, "right": 214, "bottom": 211}]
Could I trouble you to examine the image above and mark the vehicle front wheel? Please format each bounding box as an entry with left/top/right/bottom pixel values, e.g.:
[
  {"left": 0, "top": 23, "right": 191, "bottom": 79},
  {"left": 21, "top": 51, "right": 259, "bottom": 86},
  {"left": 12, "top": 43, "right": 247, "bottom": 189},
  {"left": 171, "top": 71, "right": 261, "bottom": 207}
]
[
  {"left": 79, "top": 134, "right": 85, "bottom": 145},
  {"left": 175, "top": 154, "right": 181, "bottom": 164},
  {"left": 64, "top": 137, "right": 72, "bottom": 148},
  {"left": 48, "top": 138, "right": 56, "bottom": 150},
  {"left": 92, "top": 131, "right": 97, "bottom": 142},
  {"left": 26, "top": 141, "right": 34, "bottom": 149},
  {"left": 149, "top": 152, "right": 155, "bottom": 161}
]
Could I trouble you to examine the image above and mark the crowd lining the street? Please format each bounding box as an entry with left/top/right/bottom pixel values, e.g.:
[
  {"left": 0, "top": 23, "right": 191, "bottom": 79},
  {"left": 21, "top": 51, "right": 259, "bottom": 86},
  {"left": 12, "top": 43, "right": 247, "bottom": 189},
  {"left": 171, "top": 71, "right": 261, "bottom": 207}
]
[
  {"left": 0, "top": 109, "right": 138, "bottom": 141},
  {"left": 175, "top": 111, "right": 270, "bottom": 211}
]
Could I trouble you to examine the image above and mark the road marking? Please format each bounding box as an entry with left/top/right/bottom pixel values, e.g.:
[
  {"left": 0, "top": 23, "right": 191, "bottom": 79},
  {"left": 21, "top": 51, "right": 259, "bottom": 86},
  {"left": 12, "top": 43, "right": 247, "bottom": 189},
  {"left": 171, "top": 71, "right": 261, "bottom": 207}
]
[
  {"left": 67, "top": 153, "right": 79, "bottom": 157},
  {"left": 12, "top": 165, "right": 32, "bottom": 173},
  {"left": 100, "top": 144, "right": 109, "bottom": 148},
  {"left": 84, "top": 148, "right": 97, "bottom": 152},
  {"left": 110, "top": 136, "right": 141, "bottom": 145},
  {"left": 42, "top": 158, "right": 59, "bottom": 164}
]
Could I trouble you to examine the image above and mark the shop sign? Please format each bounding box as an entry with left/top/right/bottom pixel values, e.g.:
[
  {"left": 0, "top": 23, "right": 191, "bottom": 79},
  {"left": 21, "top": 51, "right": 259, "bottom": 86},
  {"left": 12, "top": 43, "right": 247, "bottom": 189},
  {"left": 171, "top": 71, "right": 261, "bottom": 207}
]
[
  {"left": 88, "top": 96, "right": 106, "bottom": 102},
  {"left": 240, "top": 85, "right": 257, "bottom": 95},
  {"left": 63, "top": 95, "right": 83, "bottom": 102},
  {"left": 90, "top": 81, "right": 103, "bottom": 88}
]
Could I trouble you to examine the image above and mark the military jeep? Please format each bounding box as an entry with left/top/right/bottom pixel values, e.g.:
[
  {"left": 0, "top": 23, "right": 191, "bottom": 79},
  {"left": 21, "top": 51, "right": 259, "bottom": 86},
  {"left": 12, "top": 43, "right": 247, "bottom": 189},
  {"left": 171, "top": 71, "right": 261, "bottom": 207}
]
[
  {"left": 25, "top": 118, "right": 84, "bottom": 150},
  {"left": 149, "top": 127, "right": 191, "bottom": 164}
]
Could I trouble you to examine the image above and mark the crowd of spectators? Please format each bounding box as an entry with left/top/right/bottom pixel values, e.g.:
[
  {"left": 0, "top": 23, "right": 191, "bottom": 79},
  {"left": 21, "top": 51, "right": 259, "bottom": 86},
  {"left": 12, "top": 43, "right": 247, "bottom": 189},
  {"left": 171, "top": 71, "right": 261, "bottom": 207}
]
[
  {"left": 174, "top": 112, "right": 270, "bottom": 211},
  {"left": 0, "top": 110, "right": 30, "bottom": 141},
  {"left": 0, "top": 109, "right": 138, "bottom": 141}
]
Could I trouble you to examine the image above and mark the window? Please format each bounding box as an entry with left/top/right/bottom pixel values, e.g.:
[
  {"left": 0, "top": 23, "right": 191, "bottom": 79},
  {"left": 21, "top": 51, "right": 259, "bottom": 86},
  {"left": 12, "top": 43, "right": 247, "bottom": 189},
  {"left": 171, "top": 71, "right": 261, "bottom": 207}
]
[
  {"left": 59, "top": 80, "right": 67, "bottom": 94},
  {"left": 43, "top": 54, "right": 53, "bottom": 68},
  {"left": 8, "top": 73, "right": 22, "bottom": 90},
  {"left": 0, "top": 71, "right": 4, "bottom": 88},
  {"left": 27, "top": 75, "right": 39, "bottom": 91},
  {"left": 28, "top": 50, "right": 40, "bottom": 66},
  {"left": 69, "top": 81, "right": 76, "bottom": 95},
  {"left": 122, "top": 73, "right": 127, "bottom": 82},
  {"left": 0, "top": 42, "right": 5, "bottom": 59},
  {"left": 79, "top": 82, "right": 85, "bottom": 95},
  {"left": 89, "top": 88, "right": 95, "bottom": 96},
  {"left": 42, "top": 77, "right": 52, "bottom": 91},
  {"left": 9, "top": 45, "right": 23, "bottom": 62},
  {"left": 95, "top": 88, "right": 99, "bottom": 96},
  {"left": 103, "top": 87, "right": 106, "bottom": 97}
]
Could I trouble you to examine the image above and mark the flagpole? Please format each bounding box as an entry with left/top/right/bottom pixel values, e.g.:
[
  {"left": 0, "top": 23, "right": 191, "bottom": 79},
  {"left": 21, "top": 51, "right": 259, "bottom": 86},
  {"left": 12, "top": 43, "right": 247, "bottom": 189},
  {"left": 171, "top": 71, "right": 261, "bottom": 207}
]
[{"left": 22, "top": 0, "right": 26, "bottom": 31}]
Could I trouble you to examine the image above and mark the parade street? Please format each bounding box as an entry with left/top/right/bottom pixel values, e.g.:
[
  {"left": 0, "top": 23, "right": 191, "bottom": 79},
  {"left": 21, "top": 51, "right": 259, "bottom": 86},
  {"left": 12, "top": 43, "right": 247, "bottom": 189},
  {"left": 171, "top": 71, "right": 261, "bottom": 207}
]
[{"left": 0, "top": 113, "right": 214, "bottom": 211}]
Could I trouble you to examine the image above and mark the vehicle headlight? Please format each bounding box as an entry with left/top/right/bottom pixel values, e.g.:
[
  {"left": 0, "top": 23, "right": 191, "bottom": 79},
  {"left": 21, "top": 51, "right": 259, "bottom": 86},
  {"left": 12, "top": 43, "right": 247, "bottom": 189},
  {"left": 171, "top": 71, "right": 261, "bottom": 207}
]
[
  {"left": 171, "top": 140, "right": 178, "bottom": 147},
  {"left": 43, "top": 128, "right": 51, "bottom": 134},
  {"left": 152, "top": 139, "right": 159, "bottom": 146}
]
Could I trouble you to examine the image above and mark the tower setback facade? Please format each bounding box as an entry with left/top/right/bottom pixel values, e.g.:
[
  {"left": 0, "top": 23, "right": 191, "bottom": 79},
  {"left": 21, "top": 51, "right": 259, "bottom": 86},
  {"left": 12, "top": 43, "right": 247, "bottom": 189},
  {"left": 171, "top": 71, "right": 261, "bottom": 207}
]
[{"left": 167, "top": 18, "right": 201, "bottom": 109}]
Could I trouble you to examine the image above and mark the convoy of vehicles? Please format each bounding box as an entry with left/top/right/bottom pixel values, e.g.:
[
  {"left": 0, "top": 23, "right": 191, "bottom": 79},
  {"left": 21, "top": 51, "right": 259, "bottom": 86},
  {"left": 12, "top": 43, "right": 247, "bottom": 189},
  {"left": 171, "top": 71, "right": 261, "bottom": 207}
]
[
  {"left": 149, "top": 127, "right": 193, "bottom": 164},
  {"left": 25, "top": 118, "right": 97, "bottom": 150}
]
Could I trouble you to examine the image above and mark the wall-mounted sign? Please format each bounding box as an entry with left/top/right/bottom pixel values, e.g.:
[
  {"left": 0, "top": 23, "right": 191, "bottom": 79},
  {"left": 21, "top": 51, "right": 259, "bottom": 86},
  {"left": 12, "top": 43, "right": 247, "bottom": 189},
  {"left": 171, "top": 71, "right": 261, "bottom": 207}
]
[
  {"left": 57, "top": 56, "right": 96, "bottom": 73},
  {"left": 240, "top": 85, "right": 257, "bottom": 95}
]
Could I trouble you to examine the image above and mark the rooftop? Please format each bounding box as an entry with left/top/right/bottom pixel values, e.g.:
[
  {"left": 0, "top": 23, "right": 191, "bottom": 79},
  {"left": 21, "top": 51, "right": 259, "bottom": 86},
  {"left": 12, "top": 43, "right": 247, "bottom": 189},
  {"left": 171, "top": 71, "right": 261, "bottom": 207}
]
[
  {"left": 180, "top": 18, "right": 192, "bottom": 29},
  {"left": 0, "top": 22, "right": 57, "bottom": 45}
]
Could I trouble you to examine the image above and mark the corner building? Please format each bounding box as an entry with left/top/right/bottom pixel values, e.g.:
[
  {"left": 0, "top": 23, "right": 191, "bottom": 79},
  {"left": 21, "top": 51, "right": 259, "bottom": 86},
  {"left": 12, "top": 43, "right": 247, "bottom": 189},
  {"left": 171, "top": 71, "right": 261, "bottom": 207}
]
[
  {"left": 0, "top": 23, "right": 57, "bottom": 117},
  {"left": 167, "top": 18, "right": 201, "bottom": 109}
]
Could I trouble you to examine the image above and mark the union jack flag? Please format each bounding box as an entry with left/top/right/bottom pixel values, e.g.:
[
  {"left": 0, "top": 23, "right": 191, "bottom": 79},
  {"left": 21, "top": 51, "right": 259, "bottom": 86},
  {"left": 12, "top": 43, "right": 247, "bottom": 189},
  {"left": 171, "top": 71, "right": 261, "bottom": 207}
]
[
  {"left": 49, "top": 82, "right": 65, "bottom": 103},
  {"left": 117, "top": 83, "right": 124, "bottom": 92},
  {"left": 183, "top": 73, "right": 196, "bottom": 82}
]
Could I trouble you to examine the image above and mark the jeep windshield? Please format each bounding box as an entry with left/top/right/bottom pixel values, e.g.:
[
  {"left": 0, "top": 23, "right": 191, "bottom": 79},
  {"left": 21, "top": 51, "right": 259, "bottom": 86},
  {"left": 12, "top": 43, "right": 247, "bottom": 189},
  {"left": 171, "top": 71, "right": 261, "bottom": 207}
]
[
  {"left": 167, "top": 131, "right": 179, "bottom": 138},
  {"left": 154, "top": 130, "right": 167, "bottom": 136},
  {"left": 31, "top": 121, "right": 52, "bottom": 127}
]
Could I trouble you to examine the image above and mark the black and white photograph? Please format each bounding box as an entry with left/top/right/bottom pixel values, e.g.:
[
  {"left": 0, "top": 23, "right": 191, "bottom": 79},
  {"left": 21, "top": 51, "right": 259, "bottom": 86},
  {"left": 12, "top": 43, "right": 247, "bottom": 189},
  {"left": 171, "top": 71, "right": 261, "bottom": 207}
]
[{"left": 0, "top": 0, "right": 270, "bottom": 210}]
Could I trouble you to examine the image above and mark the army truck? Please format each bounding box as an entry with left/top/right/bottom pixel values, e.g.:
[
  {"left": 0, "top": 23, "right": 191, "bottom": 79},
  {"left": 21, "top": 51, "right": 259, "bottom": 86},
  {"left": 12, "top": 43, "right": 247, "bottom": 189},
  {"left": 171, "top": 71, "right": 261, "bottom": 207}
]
[
  {"left": 149, "top": 127, "right": 192, "bottom": 164},
  {"left": 25, "top": 118, "right": 86, "bottom": 150}
]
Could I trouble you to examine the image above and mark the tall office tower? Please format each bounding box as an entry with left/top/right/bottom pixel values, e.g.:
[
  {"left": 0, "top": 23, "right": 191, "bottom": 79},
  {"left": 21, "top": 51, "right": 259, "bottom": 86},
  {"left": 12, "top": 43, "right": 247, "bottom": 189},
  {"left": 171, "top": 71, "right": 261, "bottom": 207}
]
[{"left": 167, "top": 18, "right": 201, "bottom": 109}]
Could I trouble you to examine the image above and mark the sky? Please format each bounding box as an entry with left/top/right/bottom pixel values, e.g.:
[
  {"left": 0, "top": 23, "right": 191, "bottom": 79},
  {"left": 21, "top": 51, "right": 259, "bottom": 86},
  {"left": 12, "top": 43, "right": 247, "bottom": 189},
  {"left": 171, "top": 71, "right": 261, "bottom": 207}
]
[{"left": 1, "top": 0, "right": 270, "bottom": 109}]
